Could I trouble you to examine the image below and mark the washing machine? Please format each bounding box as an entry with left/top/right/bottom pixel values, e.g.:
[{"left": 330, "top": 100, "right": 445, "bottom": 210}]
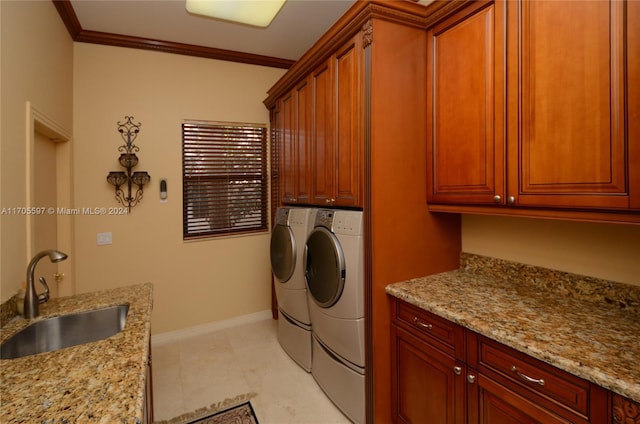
[
  {"left": 305, "top": 209, "right": 365, "bottom": 423},
  {"left": 270, "top": 207, "right": 316, "bottom": 372}
]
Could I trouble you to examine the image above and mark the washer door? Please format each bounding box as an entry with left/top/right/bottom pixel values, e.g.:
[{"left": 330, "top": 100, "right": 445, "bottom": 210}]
[
  {"left": 270, "top": 224, "right": 295, "bottom": 283},
  {"left": 305, "top": 227, "right": 345, "bottom": 308}
]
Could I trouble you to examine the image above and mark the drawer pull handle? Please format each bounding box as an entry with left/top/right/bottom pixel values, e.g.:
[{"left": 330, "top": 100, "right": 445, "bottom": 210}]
[
  {"left": 511, "top": 365, "right": 545, "bottom": 386},
  {"left": 453, "top": 366, "right": 462, "bottom": 375},
  {"left": 413, "top": 317, "right": 433, "bottom": 330}
]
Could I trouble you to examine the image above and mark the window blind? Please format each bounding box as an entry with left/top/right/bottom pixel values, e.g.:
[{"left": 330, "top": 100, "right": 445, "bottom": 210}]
[{"left": 182, "top": 121, "right": 268, "bottom": 239}]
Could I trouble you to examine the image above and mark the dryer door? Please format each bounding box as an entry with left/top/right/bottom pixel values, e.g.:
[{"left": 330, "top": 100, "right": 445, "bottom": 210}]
[
  {"left": 305, "top": 227, "right": 345, "bottom": 308},
  {"left": 270, "top": 224, "right": 295, "bottom": 283}
]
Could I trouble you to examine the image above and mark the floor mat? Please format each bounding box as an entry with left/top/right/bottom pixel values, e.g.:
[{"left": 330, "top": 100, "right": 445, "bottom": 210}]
[{"left": 154, "top": 393, "right": 258, "bottom": 424}]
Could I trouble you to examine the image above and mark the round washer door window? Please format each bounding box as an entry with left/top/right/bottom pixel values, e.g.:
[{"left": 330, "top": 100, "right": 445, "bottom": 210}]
[
  {"left": 270, "top": 224, "right": 295, "bottom": 283},
  {"left": 305, "top": 227, "right": 345, "bottom": 308}
]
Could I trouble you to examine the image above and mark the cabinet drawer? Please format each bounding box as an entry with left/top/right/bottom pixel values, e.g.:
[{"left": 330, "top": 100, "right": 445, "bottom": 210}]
[
  {"left": 477, "top": 336, "right": 591, "bottom": 418},
  {"left": 395, "top": 300, "right": 462, "bottom": 357}
]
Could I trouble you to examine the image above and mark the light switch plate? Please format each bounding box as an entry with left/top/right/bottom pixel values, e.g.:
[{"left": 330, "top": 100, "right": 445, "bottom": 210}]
[{"left": 97, "top": 232, "right": 112, "bottom": 245}]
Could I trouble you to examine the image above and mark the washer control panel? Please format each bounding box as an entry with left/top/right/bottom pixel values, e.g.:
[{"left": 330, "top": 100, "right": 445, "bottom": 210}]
[
  {"left": 314, "top": 209, "right": 363, "bottom": 236},
  {"left": 289, "top": 208, "right": 308, "bottom": 226}
]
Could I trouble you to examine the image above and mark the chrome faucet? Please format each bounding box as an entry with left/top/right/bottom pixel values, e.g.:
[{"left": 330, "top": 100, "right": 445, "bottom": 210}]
[{"left": 24, "top": 249, "right": 68, "bottom": 319}]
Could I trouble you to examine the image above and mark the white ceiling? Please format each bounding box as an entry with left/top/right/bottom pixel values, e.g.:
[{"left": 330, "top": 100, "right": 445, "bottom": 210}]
[{"left": 69, "top": 0, "right": 358, "bottom": 62}]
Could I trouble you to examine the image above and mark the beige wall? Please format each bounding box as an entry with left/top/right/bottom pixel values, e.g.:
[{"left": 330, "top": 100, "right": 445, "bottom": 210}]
[
  {"left": 462, "top": 215, "right": 640, "bottom": 285},
  {"left": 0, "top": 0, "right": 73, "bottom": 302},
  {"left": 73, "top": 43, "right": 285, "bottom": 334}
]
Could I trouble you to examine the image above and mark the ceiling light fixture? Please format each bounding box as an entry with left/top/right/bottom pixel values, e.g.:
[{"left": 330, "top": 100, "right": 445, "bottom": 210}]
[{"left": 185, "top": 0, "right": 287, "bottom": 28}]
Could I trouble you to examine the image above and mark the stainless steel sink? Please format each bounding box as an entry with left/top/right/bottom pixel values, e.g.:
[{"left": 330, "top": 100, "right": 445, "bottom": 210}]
[{"left": 0, "top": 304, "right": 129, "bottom": 359}]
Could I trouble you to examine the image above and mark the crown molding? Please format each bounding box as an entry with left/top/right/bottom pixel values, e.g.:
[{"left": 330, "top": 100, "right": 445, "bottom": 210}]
[{"left": 51, "top": 0, "right": 294, "bottom": 69}]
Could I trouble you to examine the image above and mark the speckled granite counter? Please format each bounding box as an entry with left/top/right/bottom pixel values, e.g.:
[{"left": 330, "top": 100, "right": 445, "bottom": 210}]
[
  {"left": 0, "top": 283, "right": 153, "bottom": 423},
  {"left": 386, "top": 253, "right": 640, "bottom": 403}
]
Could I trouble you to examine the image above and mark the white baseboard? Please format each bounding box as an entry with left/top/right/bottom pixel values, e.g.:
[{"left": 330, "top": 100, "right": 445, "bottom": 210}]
[{"left": 151, "top": 309, "right": 273, "bottom": 347}]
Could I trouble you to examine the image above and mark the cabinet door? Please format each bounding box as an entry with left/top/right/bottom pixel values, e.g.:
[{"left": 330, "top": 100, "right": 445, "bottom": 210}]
[
  {"left": 427, "top": 1, "right": 506, "bottom": 205},
  {"left": 311, "top": 59, "right": 335, "bottom": 206},
  {"left": 279, "top": 91, "right": 296, "bottom": 203},
  {"left": 508, "top": 0, "right": 630, "bottom": 209},
  {"left": 334, "top": 35, "right": 363, "bottom": 207},
  {"left": 295, "top": 78, "right": 312, "bottom": 204},
  {"left": 392, "top": 325, "right": 465, "bottom": 424}
]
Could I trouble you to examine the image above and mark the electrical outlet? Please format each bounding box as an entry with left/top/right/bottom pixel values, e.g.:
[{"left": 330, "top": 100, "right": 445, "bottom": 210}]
[{"left": 97, "top": 232, "right": 112, "bottom": 245}]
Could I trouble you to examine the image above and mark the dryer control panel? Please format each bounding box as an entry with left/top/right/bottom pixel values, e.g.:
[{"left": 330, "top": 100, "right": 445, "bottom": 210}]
[{"left": 333, "top": 211, "right": 363, "bottom": 236}]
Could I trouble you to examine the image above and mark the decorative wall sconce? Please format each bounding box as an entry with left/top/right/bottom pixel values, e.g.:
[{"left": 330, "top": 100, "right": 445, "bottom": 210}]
[{"left": 106, "top": 116, "right": 151, "bottom": 210}]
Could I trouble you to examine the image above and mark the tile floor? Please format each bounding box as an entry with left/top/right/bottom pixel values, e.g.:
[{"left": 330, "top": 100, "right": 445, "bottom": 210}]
[{"left": 151, "top": 317, "right": 352, "bottom": 423}]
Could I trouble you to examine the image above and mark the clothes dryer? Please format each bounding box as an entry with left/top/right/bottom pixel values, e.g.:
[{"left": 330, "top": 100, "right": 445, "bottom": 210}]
[
  {"left": 270, "top": 207, "right": 316, "bottom": 371},
  {"left": 305, "top": 209, "right": 365, "bottom": 423}
]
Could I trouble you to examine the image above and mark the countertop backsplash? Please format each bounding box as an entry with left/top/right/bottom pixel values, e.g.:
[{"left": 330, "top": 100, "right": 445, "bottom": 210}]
[{"left": 459, "top": 252, "right": 640, "bottom": 312}]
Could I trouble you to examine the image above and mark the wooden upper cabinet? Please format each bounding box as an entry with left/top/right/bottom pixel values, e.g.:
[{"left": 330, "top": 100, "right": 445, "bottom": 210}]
[
  {"left": 281, "top": 34, "right": 363, "bottom": 208},
  {"left": 278, "top": 80, "right": 313, "bottom": 205},
  {"left": 311, "top": 59, "right": 335, "bottom": 206},
  {"left": 333, "top": 35, "right": 363, "bottom": 207},
  {"left": 427, "top": 1, "right": 505, "bottom": 205},
  {"left": 509, "top": 0, "right": 631, "bottom": 209},
  {"left": 295, "top": 78, "right": 312, "bottom": 204},
  {"left": 279, "top": 91, "right": 296, "bottom": 203},
  {"left": 427, "top": 0, "right": 639, "bottom": 220}
]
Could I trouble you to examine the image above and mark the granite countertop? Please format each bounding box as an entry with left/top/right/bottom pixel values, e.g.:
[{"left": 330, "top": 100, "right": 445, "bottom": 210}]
[
  {"left": 0, "top": 283, "right": 153, "bottom": 424},
  {"left": 386, "top": 253, "right": 640, "bottom": 403}
]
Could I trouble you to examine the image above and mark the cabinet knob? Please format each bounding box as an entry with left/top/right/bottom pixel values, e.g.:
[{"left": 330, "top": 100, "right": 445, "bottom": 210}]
[
  {"left": 453, "top": 366, "right": 462, "bottom": 375},
  {"left": 507, "top": 196, "right": 516, "bottom": 205},
  {"left": 467, "top": 374, "right": 476, "bottom": 384},
  {"left": 493, "top": 195, "right": 501, "bottom": 203}
]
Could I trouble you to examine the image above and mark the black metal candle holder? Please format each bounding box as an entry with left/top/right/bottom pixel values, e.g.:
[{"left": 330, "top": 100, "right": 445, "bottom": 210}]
[{"left": 106, "top": 116, "right": 151, "bottom": 210}]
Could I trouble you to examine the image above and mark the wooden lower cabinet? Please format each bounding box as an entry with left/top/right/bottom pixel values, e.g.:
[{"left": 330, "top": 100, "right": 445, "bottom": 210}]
[
  {"left": 391, "top": 298, "right": 611, "bottom": 424},
  {"left": 391, "top": 300, "right": 466, "bottom": 424},
  {"left": 143, "top": 341, "right": 154, "bottom": 424},
  {"left": 392, "top": 325, "right": 466, "bottom": 424},
  {"left": 612, "top": 394, "right": 640, "bottom": 424}
]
